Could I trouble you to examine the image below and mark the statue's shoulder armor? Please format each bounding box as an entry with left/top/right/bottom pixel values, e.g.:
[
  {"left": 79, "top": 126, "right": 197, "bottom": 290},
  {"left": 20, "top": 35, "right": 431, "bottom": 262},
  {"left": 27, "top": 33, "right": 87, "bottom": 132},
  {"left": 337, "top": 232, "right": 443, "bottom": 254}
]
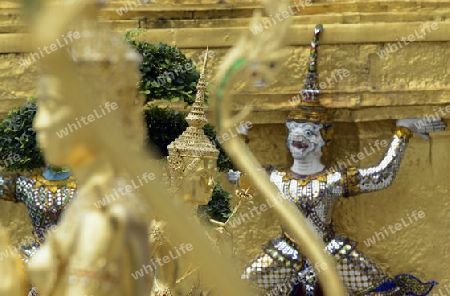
[
  {"left": 0, "top": 173, "right": 18, "bottom": 201},
  {"left": 33, "top": 174, "right": 77, "bottom": 189},
  {"left": 16, "top": 174, "right": 34, "bottom": 183}
]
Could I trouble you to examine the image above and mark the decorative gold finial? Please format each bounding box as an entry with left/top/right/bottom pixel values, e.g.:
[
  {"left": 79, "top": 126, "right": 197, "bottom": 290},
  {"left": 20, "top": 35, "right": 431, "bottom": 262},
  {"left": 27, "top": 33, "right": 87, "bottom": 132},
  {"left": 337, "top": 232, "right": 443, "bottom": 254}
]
[
  {"left": 201, "top": 47, "right": 209, "bottom": 74},
  {"left": 184, "top": 47, "right": 209, "bottom": 130}
]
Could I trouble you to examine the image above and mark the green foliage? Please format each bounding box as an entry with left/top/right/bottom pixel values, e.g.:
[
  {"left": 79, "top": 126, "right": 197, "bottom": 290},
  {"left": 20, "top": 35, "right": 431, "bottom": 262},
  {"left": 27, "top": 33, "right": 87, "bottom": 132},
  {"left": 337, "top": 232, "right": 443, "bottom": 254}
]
[
  {"left": 125, "top": 29, "right": 200, "bottom": 105},
  {"left": 198, "top": 182, "right": 232, "bottom": 223},
  {"left": 0, "top": 97, "right": 45, "bottom": 172},
  {"left": 143, "top": 104, "right": 189, "bottom": 157},
  {"left": 202, "top": 124, "right": 237, "bottom": 172}
]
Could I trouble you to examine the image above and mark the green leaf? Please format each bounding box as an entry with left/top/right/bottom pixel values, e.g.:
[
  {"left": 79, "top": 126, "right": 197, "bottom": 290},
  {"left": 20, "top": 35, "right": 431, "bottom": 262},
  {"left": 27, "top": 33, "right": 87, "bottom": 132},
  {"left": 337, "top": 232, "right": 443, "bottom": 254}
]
[
  {"left": 0, "top": 97, "right": 45, "bottom": 171},
  {"left": 128, "top": 39, "right": 201, "bottom": 105}
]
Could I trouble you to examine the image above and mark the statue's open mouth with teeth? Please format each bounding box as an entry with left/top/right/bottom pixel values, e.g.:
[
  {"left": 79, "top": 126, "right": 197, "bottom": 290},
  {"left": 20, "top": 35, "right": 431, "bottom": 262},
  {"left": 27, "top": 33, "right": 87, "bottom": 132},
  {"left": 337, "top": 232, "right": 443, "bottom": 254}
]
[
  {"left": 292, "top": 140, "right": 309, "bottom": 150},
  {"left": 286, "top": 122, "right": 324, "bottom": 159}
]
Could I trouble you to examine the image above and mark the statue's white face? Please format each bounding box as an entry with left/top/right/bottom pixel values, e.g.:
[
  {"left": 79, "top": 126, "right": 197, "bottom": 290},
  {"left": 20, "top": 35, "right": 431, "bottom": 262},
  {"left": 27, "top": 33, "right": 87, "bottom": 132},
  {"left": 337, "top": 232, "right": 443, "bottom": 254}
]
[{"left": 286, "top": 122, "right": 325, "bottom": 159}]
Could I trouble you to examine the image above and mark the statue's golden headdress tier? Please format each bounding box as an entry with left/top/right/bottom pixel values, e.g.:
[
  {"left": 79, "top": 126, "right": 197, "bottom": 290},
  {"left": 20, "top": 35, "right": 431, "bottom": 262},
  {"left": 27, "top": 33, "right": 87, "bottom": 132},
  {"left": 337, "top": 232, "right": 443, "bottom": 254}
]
[
  {"left": 287, "top": 24, "right": 331, "bottom": 124},
  {"left": 167, "top": 49, "right": 219, "bottom": 160}
]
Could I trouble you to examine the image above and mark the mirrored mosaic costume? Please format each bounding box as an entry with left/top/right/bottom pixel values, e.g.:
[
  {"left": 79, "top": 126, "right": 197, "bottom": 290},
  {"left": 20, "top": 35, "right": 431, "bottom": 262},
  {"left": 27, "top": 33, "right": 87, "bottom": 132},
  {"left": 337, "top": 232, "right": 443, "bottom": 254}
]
[
  {"left": 0, "top": 170, "right": 76, "bottom": 296},
  {"left": 242, "top": 25, "right": 439, "bottom": 296},
  {"left": 0, "top": 171, "right": 76, "bottom": 262}
]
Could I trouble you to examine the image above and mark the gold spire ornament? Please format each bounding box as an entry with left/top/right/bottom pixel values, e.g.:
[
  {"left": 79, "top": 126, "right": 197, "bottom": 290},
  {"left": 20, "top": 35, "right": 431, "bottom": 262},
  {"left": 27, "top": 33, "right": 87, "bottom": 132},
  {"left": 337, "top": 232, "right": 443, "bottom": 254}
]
[{"left": 167, "top": 50, "right": 219, "bottom": 206}]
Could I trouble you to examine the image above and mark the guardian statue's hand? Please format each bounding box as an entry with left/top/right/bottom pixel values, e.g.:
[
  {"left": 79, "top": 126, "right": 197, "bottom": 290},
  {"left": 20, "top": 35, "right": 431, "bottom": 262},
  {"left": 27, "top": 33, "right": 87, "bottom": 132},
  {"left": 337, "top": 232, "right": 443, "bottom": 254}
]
[
  {"left": 396, "top": 117, "right": 446, "bottom": 140},
  {"left": 236, "top": 123, "right": 249, "bottom": 136},
  {"left": 227, "top": 169, "right": 242, "bottom": 185}
]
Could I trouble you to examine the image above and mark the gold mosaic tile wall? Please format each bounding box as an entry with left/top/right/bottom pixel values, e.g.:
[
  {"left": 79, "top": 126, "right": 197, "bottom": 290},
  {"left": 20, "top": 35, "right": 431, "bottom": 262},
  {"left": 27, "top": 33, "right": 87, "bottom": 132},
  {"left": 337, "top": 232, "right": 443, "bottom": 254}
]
[{"left": 0, "top": 0, "right": 449, "bottom": 291}]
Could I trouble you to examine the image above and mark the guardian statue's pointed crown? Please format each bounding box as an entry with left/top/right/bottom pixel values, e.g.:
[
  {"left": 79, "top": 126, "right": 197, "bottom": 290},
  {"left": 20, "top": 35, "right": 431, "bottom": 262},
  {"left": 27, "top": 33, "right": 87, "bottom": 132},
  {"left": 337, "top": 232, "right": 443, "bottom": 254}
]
[{"left": 287, "top": 24, "right": 331, "bottom": 125}]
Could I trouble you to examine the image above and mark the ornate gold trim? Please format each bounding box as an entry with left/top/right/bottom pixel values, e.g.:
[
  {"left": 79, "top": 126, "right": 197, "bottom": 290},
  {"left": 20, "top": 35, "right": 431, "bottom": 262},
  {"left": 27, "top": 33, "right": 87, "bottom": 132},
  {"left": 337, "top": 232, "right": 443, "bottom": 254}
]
[
  {"left": 35, "top": 174, "right": 77, "bottom": 189},
  {"left": 0, "top": 174, "right": 17, "bottom": 202},
  {"left": 283, "top": 168, "right": 331, "bottom": 186},
  {"left": 287, "top": 107, "right": 331, "bottom": 124}
]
